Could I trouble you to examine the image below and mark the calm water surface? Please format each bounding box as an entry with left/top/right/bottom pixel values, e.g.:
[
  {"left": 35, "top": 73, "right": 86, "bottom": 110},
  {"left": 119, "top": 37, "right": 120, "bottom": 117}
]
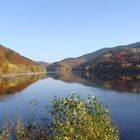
[{"left": 0, "top": 73, "right": 140, "bottom": 140}]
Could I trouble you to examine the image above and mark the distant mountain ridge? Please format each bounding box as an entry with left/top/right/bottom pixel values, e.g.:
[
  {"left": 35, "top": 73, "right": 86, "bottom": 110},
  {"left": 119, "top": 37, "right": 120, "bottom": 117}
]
[
  {"left": 0, "top": 44, "right": 45, "bottom": 74},
  {"left": 47, "top": 48, "right": 112, "bottom": 72},
  {"left": 37, "top": 61, "right": 50, "bottom": 67},
  {"left": 47, "top": 41, "right": 140, "bottom": 72}
]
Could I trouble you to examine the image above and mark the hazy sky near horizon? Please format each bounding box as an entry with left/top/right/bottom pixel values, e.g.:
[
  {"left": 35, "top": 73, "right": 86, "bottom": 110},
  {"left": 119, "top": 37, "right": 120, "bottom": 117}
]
[{"left": 0, "top": 0, "right": 140, "bottom": 62}]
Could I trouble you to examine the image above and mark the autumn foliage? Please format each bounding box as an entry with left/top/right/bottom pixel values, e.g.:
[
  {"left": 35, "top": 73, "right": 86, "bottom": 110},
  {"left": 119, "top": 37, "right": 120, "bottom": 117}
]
[{"left": 0, "top": 44, "right": 45, "bottom": 74}]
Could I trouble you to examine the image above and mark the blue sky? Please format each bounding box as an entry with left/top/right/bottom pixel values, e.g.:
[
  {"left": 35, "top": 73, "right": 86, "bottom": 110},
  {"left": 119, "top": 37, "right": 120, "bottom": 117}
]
[{"left": 0, "top": 0, "right": 140, "bottom": 62}]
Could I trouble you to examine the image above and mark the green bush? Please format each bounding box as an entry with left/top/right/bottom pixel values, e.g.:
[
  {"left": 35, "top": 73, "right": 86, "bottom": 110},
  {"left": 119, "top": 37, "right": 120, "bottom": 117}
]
[
  {"left": 0, "top": 93, "right": 119, "bottom": 140},
  {"left": 50, "top": 93, "right": 119, "bottom": 140}
]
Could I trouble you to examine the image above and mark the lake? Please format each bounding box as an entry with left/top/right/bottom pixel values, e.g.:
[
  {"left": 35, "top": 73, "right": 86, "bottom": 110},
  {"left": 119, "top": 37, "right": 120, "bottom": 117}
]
[{"left": 0, "top": 72, "right": 140, "bottom": 140}]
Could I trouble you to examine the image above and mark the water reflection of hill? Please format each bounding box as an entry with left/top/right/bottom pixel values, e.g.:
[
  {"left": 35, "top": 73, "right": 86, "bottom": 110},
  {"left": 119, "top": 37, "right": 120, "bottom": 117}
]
[
  {"left": 0, "top": 74, "right": 46, "bottom": 96},
  {"left": 47, "top": 72, "right": 140, "bottom": 93},
  {"left": 80, "top": 73, "right": 140, "bottom": 93},
  {"left": 47, "top": 72, "right": 86, "bottom": 84}
]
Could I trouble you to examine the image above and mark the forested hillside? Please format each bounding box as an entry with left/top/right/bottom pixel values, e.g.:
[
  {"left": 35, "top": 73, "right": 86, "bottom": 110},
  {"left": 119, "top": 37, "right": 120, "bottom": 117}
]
[
  {"left": 0, "top": 44, "right": 45, "bottom": 74},
  {"left": 73, "top": 47, "right": 140, "bottom": 74},
  {"left": 47, "top": 48, "right": 110, "bottom": 72},
  {"left": 47, "top": 42, "right": 140, "bottom": 74}
]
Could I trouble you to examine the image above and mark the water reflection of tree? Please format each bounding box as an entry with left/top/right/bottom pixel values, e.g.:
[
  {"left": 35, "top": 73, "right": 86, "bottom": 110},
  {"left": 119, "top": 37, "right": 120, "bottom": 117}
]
[
  {"left": 79, "top": 72, "right": 140, "bottom": 93},
  {"left": 0, "top": 74, "right": 46, "bottom": 96},
  {"left": 48, "top": 72, "right": 140, "bottom": 93}
]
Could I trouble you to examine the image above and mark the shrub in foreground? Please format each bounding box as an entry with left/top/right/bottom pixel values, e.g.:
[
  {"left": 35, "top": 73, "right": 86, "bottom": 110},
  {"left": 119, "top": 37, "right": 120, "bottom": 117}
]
[
  {"left": 50, "top": 93, "right": 119, "bottom": 140},
  {"left": 0, "top": 93, "right": 119, "bottom": 140}
]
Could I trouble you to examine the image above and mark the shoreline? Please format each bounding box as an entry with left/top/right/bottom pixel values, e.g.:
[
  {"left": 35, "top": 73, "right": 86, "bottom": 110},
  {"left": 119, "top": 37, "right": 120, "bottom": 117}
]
[{"left": 0, "top": 72, "right": 47, "bottom": 78}]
